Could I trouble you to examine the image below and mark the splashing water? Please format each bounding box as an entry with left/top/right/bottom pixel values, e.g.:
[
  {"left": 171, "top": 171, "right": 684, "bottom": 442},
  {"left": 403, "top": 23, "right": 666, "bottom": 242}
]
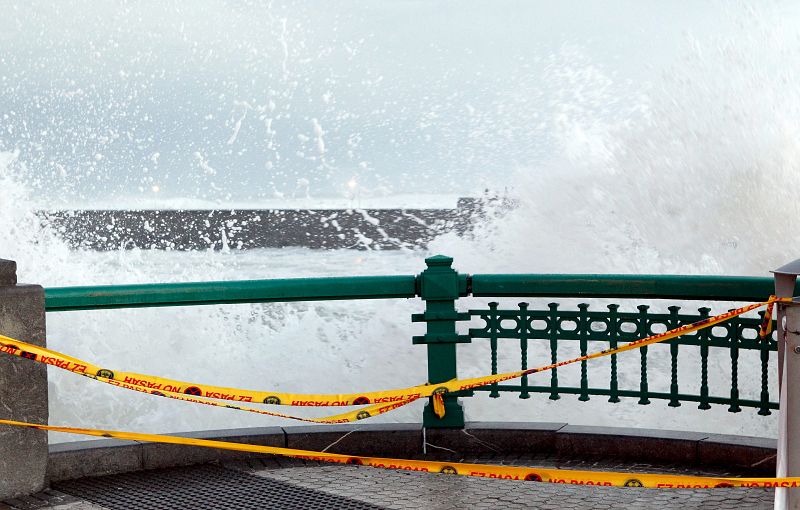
[
  {"left": 432, "top": 26, "right": 800, "bottom": 276},
  {"left": 1, "top": 4, "right": 799, "bottom": 441}
]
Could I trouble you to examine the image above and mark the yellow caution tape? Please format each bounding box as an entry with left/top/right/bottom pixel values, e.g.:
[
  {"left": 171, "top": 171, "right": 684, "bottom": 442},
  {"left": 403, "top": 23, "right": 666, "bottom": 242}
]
[
  {"left": 759, "top": 299, "right": 776, "bottom": 339},
  {"left": 0, "top": 297, "right": 787, "bottom": 423},
  {"left": 0, "top": 339, "right": 416, "bottom": 424},
  {"left": 85, "top": 380, "right": 416, "bottom": 424},
  {"left": 432, "top": 392, "right": 445, "bottom": 418},
  {"left": 0, "top": 333, "right": 428, "bottom": 408},
  {"left": 0, "top": 417, "right": 794, "bottom": 489},
  {"left": 0, "top": 334, "right": 423, "bottom": 423}
]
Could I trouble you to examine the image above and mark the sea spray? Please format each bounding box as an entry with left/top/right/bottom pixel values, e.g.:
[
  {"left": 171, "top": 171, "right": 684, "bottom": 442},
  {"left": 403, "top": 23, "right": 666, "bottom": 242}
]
[
  {"left": 0, "top": 4, "right": 798, "bottom": 440},
  {"left": 430, "top": 23, "right": 800, "bottom": 438},
  {"left": 431, "top": 25, "right": 800, "bottom": 276}
]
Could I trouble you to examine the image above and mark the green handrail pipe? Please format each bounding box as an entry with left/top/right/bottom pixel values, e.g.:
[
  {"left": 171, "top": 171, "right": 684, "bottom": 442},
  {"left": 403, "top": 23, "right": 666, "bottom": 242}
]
[
  {"left": 45, "top": 273, "right": 793, "bottom": 312},
  {"left": 469, "top": 274, "right": 790, "bottom": 302},
  {"left": 44, "top": 275, "right": 418, "bottom": 312}
]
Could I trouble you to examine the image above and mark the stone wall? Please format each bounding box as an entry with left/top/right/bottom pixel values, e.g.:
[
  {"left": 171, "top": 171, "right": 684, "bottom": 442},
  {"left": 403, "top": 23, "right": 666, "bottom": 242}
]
[
  {"left": 0, "top": 259, "right": 48, "bottom": 499},
  {"left": 40, "top": 198, "right": 497, "bottom": 251}
]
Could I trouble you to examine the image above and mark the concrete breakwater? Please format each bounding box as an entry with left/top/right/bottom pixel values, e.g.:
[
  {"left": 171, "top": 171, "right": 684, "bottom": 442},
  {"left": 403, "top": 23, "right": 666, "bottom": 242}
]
[{"left": 40, "top": 198, "right": 487, "bottom": 251}]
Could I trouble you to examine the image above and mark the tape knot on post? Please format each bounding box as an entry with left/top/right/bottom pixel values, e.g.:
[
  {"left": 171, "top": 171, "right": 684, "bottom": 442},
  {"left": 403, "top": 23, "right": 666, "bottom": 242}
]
[
  {"left": 433, "top": 392, "right": 446, "bottom": 419},
  {"left": 758, "top": 296, "right": 777, "bottom": 340}
]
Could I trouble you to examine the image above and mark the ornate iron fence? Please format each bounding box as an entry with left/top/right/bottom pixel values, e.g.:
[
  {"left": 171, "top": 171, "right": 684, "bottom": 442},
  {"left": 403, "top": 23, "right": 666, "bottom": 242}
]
[
  {"left": 467, "top": 301, "right": 775, "bottom": 415},
  {"left": 44, "top": 255, "right": 794, "bottom": 429}
]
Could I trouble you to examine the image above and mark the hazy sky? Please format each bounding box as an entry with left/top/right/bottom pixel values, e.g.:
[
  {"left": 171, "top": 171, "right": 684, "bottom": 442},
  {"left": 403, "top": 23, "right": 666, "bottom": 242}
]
[{"left": 0, "top": 1, "right": 796, "bottom": 205}]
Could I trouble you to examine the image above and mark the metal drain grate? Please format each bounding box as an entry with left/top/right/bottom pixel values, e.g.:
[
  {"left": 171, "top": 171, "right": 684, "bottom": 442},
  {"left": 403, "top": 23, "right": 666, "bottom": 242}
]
[{"left": 54, "top": 464, "right": 385, "bottom": 510}]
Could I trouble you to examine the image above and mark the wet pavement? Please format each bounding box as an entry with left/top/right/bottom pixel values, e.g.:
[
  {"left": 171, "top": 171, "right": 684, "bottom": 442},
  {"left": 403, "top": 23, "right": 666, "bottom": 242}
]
[{"left": 1, "top": 454, "right": 776, "bottom": 510}]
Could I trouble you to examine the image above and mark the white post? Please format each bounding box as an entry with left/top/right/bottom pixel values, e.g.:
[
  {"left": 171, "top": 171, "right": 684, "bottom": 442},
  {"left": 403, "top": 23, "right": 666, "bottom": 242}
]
[{"left": 773, "top": 259, "right": 800, "bottom": 510}]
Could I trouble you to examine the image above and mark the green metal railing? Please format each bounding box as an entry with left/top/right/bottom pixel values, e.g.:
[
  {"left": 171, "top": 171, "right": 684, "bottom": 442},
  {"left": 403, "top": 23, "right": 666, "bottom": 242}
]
[
  {"left": 44, "top": 275, "right": 417, "bottom": 311},
  {"left": 44, "top": 255, "right": 796, "bottom": 429},
  {"left": 468, "top": 301, "right": 773, "bottom": 414},
  {"left": 471, "top": 274, "right": 779, "bottom": 302}
]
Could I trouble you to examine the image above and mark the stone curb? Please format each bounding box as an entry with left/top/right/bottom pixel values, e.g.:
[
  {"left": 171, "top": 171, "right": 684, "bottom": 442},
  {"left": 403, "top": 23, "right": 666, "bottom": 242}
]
[
  {"left": 0, "top": 259, "right": 16, "bottom": 286},
  {"left": 46, "top": 422, "right": 778, "bottom": 482}
]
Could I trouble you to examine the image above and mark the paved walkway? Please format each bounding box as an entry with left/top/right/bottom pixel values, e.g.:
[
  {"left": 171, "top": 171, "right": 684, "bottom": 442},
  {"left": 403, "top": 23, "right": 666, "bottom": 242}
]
[{"left": 2, "top": 456, "right": 775, "bottom": 510}]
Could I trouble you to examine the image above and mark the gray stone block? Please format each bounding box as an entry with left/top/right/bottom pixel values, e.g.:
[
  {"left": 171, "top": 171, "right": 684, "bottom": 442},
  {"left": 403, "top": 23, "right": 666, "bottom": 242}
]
[
  {"left": 284, "top": 423, "right": 423, "bottom": 457},
  {"left": 423, "top": 422, "right": 566, "bottom": 457},
  {"left": 140, "top": 427, "right": 285, "bottom": 470},
  {"left": 40, "top": 422, "right": 785, "bottom": 487},
  {"left": 0, "top": 260, "right": 15, "bottom": 286},
  {"left": 555, "top": 425, "right": 708, "bottom": 464},
  {"left": 0, "top": 282, "right": 48, "bottom": 499},
  {"left": 698, "top": 433, "right": 776, "bottom": 475},
  {"left": 48, "top": 439, "right": 144, "bottom": 482}
]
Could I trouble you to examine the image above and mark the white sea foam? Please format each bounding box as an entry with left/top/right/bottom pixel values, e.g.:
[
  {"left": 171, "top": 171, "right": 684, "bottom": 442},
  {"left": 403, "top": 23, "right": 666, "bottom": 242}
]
[{"left": 1, "top": 6, "right": 799, "bottom": 442}]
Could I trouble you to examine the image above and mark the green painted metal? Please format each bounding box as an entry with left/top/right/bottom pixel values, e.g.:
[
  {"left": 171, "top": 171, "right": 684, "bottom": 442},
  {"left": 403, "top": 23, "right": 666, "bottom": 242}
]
[
  {"left": 470, "top": 274, "right": 793, "bottom": 302},
  {"left": 468, "top": 300, "right": 777, "bottom": 415},
  {"left": 44, "top": 275, "right": 417, "bottom": 311},
  {"left": 417, "top": 255, "right": 469, "bottom": 428},
  {"left": 46, "top": 273, "right": 791, "bottom": 312},
  {"left": 607, "top": 304, "right": 620, "bottom": 403},
  {"left": 41, "top": 255, "right": 789, "bottom": 429}
]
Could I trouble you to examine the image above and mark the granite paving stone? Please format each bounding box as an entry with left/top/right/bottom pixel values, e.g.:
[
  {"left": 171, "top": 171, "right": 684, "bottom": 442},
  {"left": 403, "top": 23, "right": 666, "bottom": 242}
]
[
  {"left": 3, "top": 454, "right": 779, "bottom": 509},
  {"left": 248, "top": 456, "right": 775, "bottom": 510}
]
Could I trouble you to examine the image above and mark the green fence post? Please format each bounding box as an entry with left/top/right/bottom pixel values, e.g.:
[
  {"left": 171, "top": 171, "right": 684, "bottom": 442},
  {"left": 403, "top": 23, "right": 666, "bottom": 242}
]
[{"left": 413, "top": 255, "right": 470, "bottom": 428}]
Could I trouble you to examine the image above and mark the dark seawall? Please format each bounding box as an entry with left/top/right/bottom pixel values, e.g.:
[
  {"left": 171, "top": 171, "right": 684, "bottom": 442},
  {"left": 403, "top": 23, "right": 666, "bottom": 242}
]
[{"left": 41, "top": 198, "right": 485, "bottom": 251}]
